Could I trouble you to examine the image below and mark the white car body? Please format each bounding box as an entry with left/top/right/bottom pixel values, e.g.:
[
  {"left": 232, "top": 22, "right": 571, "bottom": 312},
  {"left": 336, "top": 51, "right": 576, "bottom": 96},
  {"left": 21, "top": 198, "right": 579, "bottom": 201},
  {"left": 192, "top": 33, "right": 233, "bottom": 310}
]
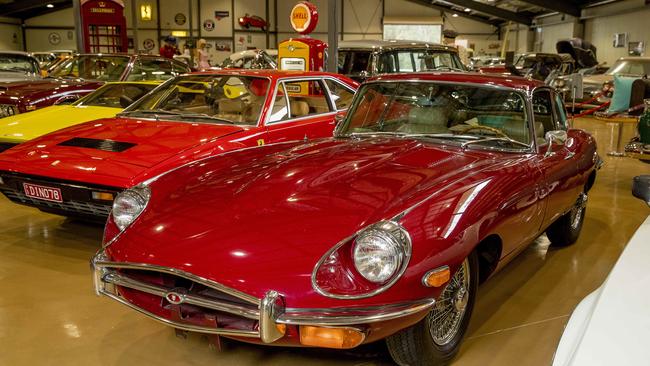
[{"left": 553, "top": 215, "right": 650, "bottom": 366}]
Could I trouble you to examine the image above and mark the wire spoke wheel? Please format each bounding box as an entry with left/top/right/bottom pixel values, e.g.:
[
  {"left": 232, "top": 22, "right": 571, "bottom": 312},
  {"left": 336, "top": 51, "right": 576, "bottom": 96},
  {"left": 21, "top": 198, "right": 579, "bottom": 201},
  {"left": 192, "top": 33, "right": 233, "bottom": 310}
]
[
  {"left": 427, "top": 259, "right": 470, "bottom": 346},
  {"left": 570, "top": 192, "right": 588, "bottom": 230}
]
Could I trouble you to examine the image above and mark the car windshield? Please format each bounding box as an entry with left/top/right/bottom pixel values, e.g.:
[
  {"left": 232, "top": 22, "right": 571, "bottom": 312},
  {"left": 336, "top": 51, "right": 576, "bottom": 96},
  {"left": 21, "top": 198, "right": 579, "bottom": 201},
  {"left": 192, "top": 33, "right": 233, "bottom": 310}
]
[
  {"left": 606, "top": 59, "right": 650, "bottom": 76},
  {"left": 124, "top": 74, "right": 270, "bottom": 125},
  {"left": 378, "top": 50, "right": 465, "bottom": 73},
  {"left": 220, "top": 51, "right": 276, "bottom": 69},
  {"left": 0, "top": 54, "right": 39, "bottom": 74},
  {"left": 49, "top": 55, "right": 130, "bottom": 81},
  {"left": 339, "top": 81, "right": 531, "bottom": 147},
  {"left": 76, "top": 83, "right": 158, "bottom": 109}
]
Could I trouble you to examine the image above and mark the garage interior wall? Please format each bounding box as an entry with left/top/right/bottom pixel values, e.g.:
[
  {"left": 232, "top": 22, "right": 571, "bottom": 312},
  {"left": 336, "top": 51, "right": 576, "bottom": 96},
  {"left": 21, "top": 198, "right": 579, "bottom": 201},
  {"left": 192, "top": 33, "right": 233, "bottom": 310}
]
[
  {"left": 5, "top": 0, "right": 650, "bottom": 66},
  {"left": 5, "top": 0, "right": 497, "bottom": 64}
]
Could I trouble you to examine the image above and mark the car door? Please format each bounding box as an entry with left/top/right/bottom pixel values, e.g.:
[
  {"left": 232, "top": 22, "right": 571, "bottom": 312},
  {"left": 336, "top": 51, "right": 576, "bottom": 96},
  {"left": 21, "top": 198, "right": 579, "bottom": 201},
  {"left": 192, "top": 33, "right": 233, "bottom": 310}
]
[
  {"left": 534, "top": 88, "right": 580, "bottom": 228},
  {"left": 263, "top": 78, "right": 351, "bottom": 144}
]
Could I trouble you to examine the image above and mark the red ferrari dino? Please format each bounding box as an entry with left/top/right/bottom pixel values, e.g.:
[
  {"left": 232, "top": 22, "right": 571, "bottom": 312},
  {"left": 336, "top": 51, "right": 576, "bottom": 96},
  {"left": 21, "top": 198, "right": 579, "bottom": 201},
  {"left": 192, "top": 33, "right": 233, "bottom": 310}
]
[{"left": 0, "top": 70, "right": 358, "bottom": 220}]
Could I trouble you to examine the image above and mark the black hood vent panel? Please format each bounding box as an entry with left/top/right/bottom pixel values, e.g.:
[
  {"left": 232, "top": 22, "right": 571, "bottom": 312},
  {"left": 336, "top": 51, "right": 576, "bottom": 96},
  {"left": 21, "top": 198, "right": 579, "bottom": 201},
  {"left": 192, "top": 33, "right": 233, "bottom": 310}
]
[
  {"left": 58, "top": 138, "right": 136, "bottom": 152},
  {"left": 0, "top": 142, "right": 18, "bottom": 153}
]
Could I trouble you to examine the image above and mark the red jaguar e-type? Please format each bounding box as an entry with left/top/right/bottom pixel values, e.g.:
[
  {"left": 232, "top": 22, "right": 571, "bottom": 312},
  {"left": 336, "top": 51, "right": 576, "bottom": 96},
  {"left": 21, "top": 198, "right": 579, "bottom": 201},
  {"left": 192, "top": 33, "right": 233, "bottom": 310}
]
[
  {"left": 92, "top": 72, "right": 599, "bottom": 365},
  {"left": 0, "top": 70, "right": 357, "bottom": 220}
]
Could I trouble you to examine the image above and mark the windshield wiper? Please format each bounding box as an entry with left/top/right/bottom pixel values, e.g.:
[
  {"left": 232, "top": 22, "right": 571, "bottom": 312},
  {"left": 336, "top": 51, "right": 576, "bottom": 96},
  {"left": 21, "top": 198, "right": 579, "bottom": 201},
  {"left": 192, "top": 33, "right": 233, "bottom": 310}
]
[
  {"left": 426, "top": 65, "right": 464, "bottom": 72},
  {"left": 176, "top": 113, "right": 236, "bottom": 124},
  {"left": 461, "top": 137, "right": 530, "bottom": 149}
]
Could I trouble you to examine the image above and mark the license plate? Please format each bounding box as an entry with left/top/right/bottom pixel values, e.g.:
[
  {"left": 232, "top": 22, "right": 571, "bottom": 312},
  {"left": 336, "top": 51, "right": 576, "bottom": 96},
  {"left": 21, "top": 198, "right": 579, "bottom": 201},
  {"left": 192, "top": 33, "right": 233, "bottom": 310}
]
[{"left": 23, "top": 182, "right": 63, "bottom": 203}]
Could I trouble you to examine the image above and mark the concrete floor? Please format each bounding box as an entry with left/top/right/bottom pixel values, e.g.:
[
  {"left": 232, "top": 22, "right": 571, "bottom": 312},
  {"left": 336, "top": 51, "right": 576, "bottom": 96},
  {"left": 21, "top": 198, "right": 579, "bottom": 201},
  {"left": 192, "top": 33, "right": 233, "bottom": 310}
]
[{"left": 0, "top": 117, "right": 648, "bottom": 365}]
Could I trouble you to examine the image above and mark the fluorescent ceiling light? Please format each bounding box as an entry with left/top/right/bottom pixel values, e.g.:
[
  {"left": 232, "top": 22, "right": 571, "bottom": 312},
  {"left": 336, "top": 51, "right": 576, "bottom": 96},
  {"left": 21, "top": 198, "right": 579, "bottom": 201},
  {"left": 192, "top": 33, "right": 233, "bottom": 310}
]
[{"left": 46, "top": 3, "right": 54, "bottom": 8}]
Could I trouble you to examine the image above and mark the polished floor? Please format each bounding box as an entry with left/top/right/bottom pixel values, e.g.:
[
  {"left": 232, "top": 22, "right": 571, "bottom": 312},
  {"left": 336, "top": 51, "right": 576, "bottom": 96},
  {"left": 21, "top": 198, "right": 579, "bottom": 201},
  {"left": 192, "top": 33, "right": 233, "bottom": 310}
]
[{"left": 0, "top": 117, "right": 648, "bottom": 366}]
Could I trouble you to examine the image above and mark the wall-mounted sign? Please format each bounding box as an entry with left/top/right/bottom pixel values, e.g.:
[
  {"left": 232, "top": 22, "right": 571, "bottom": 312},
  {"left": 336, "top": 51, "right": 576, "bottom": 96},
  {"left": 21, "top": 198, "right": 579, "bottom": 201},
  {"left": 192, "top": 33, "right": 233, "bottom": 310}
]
[
  {"left": 143, "top": 38, "right": 155, "bottom": 51},
  {"left": 215, "top": 11, "right": 229, "bottom": 20},
  {"left": 175, "top": 13, "right": 187, "bottom": 25},
  {"left": 48, "top": 32, "right": 61, "bottom": 45},
  {"left": 613, "top": 33, "right": 627, "bottom": 48},
  {"left": 215, "top": 41, "right": 231, "bottom": 52},
  {"left": 203, "top": 19, "right": 215, "bottom": 31},
  {"left": 140, "top": 4, "right": 152, "bottom": 21},
  {"left": 290, "top": 1, "right": 318, "bottom": 35}
]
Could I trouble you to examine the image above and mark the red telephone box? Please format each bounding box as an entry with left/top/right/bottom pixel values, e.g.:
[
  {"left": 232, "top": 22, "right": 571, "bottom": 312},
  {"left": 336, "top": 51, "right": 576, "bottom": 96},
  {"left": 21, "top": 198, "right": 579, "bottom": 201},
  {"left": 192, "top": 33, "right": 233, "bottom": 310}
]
[{"left": 80, "top": 0, "right": 128, "bottom": 53}]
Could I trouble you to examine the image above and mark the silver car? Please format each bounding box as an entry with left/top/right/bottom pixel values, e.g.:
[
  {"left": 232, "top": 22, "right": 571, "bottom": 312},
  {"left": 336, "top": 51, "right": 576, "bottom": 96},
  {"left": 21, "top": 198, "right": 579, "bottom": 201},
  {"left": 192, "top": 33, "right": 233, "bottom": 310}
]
[
  {"left": 337, "top": 40, "right": 465, "bottom": 82},
  {"left": 0, "top": 51, "right": 42, "bottom": 82}
]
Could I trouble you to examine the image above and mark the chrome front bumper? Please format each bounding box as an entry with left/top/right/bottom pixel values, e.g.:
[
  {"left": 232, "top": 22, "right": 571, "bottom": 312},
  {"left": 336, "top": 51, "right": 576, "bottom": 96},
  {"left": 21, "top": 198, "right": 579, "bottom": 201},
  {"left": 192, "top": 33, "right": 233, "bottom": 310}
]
[
  {"left": 92, "top": 252, "right": 434, "bottom": 343},
  {"left": 625, "top": 140, "right": 650, "bottom": 161}
]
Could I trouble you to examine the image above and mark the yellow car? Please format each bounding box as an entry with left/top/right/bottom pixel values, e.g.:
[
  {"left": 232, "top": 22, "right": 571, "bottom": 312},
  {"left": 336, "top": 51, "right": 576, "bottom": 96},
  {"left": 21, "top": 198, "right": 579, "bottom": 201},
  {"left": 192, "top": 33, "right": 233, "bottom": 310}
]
[{"left": 0, "top": 81, "right": 160, "bottom": 152}]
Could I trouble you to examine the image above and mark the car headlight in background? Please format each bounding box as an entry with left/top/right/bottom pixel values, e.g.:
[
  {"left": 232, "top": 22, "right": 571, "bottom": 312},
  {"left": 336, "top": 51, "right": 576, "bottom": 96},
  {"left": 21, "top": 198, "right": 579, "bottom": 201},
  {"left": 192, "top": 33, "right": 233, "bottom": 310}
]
[
  {"left": 0, "top": 104, "right": 18, "bottom": 118},
  {"left": 353, "top": 221, "right": 411, "bottom": 283},
  {"left": 112, "top": 185, "right": 150, "bottom": 231}
]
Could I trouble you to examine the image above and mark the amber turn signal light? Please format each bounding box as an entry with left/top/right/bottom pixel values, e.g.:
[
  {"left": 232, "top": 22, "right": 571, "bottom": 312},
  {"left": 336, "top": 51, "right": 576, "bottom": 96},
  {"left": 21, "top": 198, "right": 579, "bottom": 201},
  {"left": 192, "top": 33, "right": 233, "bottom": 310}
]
[
  {"left": 422, "top": 266, "right": 450, "bottom": 287},
  {"left": 299, "top": 325, "right": 365, "bottom": 349},
  {"left": 92, "top": 192, "right": 114, "bottom": 201}
]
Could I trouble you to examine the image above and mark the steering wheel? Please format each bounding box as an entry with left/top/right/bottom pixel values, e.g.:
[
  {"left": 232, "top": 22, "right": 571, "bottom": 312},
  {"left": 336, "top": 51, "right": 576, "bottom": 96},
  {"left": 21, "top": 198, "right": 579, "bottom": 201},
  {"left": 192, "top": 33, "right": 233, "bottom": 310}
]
[{"left": 456, "top": 125, "right": 510, "bottom": 138}]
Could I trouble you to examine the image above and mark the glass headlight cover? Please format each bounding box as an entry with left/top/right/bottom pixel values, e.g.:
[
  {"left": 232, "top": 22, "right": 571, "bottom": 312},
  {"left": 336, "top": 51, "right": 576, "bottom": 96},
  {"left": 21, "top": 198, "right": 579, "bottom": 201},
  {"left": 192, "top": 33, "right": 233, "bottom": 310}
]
[
  {"left": 112, "top": 185, "right": 151, "bottom": 231},
  {"left": 353, "top": 221, "right": 409, "bottom": 283}
]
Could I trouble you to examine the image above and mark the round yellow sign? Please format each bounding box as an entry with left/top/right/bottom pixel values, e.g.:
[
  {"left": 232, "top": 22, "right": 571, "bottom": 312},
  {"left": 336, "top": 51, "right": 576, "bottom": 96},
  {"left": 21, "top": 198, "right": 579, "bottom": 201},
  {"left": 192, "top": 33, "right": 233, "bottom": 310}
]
[{"left": 289, "top": 2, "right": 317, "bottom": 35}]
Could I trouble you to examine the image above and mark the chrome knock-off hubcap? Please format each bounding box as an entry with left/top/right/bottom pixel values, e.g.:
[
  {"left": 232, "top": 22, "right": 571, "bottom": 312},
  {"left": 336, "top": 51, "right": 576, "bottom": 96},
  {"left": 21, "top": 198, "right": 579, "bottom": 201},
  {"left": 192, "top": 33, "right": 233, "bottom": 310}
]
[{"left": 428, "top": 258, "right": 470, "bottom": 346}]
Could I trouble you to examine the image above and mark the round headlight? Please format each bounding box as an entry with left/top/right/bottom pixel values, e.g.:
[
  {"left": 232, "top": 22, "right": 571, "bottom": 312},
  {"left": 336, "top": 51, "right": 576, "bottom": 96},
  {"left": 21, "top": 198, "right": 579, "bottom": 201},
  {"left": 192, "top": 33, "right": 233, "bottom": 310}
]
[
  {"left": 112, "top": 186, "right": 150, "bottom": 231},
  {"left": 353, "top": 222, "right": 408, "bottom": 283}
]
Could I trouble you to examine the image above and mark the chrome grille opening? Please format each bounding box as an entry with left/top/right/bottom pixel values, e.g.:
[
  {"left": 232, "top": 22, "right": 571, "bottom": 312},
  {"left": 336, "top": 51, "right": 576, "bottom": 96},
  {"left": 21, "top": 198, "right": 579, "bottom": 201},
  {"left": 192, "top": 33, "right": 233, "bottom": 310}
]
[{"left": 1, "top": 189, "right": 112, "bottom": 217}]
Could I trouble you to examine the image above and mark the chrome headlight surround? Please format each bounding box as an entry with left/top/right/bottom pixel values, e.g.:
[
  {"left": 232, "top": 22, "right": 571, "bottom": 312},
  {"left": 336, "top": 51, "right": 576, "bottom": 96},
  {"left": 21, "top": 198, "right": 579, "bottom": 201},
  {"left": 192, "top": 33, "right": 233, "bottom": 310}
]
[
  {"left": 312, "top": 220, "right": 412, "bottom": 299},
  {"left": 353, "top": 221, "right": 410, "bottom": 283},
  {"left": 111, "top": 185, "right": 151, "bottom": 231}
]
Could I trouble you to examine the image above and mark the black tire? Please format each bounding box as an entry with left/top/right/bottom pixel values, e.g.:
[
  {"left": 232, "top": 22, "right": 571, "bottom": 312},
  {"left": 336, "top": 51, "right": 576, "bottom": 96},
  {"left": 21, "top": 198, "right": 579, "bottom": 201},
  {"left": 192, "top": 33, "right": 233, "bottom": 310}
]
[
  {"left": 546, "top": 192, "right": 587, "bottom": 247},
  {"left": 386, "top": 251, "right": 479, "bottom": 366}
]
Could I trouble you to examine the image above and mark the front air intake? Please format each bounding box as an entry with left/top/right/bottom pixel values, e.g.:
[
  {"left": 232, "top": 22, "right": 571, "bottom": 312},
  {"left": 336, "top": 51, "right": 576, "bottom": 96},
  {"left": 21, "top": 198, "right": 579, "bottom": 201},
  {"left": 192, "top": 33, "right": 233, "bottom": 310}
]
[{"left": 58, "top": 137, "right": 136, "bottom": 152}]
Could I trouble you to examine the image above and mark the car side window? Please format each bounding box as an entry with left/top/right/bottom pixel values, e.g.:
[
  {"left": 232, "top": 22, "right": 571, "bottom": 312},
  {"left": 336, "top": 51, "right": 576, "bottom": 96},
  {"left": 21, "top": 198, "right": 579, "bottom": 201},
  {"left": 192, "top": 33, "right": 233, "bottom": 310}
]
[
  {"left": 532, "top": 90, "right": 555, "bottom": 144},
  {"left": 324, "top": 79, "right": 354, "bottom": 110},
  {"left": 127, "top": 59, "right": 176, "bottom": 81},
  {"left": 554, "top": 93, "right": 568, "bottom": 130},
  {"left": 268, "top": 82, "right": 289, "bottom": 123},
  {"left": 284, "top": 79, "right": 332, "bottom": 119}
]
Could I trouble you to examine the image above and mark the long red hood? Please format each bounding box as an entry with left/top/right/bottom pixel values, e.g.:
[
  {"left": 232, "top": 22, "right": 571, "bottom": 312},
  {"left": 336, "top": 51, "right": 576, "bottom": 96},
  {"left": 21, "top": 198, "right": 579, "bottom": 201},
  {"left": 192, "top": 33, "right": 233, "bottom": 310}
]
[
  {"left": 107, "top": 137, "right": 515, "bottom": 307},
  {"left": 0, "top": 79, "right": 102, "bottom": 106},
  {"left": 0, "top": 117, "right": 249, "bottom": 187}
]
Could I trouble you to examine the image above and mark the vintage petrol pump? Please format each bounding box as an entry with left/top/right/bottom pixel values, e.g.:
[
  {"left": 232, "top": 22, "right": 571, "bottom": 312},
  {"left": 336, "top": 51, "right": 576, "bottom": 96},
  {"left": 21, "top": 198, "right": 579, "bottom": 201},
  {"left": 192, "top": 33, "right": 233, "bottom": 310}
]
[
  {"left": 278, "top": 2, "right": 327, "bottom": 72},
  {"left": 80, "top": 0, "right": 128, "bottom": 53}
]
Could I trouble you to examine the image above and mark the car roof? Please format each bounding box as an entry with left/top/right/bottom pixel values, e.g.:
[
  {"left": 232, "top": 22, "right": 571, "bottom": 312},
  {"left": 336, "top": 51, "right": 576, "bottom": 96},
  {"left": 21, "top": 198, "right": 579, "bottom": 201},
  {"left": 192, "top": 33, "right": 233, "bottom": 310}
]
[
  {"left": 617, "top": 56, "right": 650, "bottom": 61},
  {"left": 0, "top": 51, "right": 36, "bottom": 57},
  {"left": 339, "top": 39, "right": 457, "bottom": 52},
  {"left": 368, "top": 72, "right": 544, "bottom": 92},
  {"left": 190, "top": 69, "right": 354, "bottom": 80}
]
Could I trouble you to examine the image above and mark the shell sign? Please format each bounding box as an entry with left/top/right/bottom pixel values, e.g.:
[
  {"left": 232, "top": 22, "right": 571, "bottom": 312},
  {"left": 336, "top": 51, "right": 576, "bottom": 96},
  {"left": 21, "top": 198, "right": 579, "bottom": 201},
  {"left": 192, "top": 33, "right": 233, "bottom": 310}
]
[{"left": 290, "top": 1, "right": 318, "bottom": 35}]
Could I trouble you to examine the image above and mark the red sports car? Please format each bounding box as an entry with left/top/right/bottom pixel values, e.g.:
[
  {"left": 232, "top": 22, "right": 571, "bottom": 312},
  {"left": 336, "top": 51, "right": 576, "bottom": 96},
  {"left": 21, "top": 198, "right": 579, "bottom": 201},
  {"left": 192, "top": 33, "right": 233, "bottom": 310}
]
[
  {"left": 0, "top": 54, "right": 190, "bottom": 118},
  {"left": 91, "top": 72, "right": 600, "bottom": 364},
  {"left": 238, "top": 14, "right": 268, "bottom": 31},
  {"left": 0, "top": 70, "right": 357, "bottom": 220}
]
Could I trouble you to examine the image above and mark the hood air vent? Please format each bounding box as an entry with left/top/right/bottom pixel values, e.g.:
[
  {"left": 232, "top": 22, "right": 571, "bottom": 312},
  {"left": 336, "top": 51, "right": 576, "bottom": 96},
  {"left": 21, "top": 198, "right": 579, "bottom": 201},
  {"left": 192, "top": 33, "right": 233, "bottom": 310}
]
[{"left": 58, "top": 137, "right": 136, "bottom": 152}]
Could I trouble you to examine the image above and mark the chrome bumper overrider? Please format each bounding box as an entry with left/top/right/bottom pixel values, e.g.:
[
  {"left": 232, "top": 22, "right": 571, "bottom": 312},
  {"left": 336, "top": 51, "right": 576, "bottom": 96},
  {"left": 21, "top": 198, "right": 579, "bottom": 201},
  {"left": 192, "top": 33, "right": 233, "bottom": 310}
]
[{"left": 92, "top": 252, "right": 435, "bottom": 343}]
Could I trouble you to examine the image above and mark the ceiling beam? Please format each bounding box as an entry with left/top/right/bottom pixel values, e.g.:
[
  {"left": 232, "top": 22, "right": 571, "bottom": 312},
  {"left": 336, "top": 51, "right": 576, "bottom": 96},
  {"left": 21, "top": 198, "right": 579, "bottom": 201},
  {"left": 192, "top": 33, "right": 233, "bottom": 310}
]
[
  {"left": 516, "top": 0, "right": 581, "bottom": 17},
  {"left": 0, "top": 0, "right": 71, "bottom": 17},
  {"left": 438, "top": 0, "right": 533, "bottom": 25},
  {"left": 405, "top": 0, "right": 501, "bottom": 26}
]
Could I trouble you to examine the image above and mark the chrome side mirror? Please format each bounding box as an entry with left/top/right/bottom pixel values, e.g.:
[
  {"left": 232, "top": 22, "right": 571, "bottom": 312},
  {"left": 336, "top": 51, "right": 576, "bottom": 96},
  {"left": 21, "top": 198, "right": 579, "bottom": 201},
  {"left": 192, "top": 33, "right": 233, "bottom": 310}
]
[
  {"left": 544, "top": 130, "right": 568, "bottom": 157},
  {"left": 632, "top": 175, "right": 650, "bottom": 207}
]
